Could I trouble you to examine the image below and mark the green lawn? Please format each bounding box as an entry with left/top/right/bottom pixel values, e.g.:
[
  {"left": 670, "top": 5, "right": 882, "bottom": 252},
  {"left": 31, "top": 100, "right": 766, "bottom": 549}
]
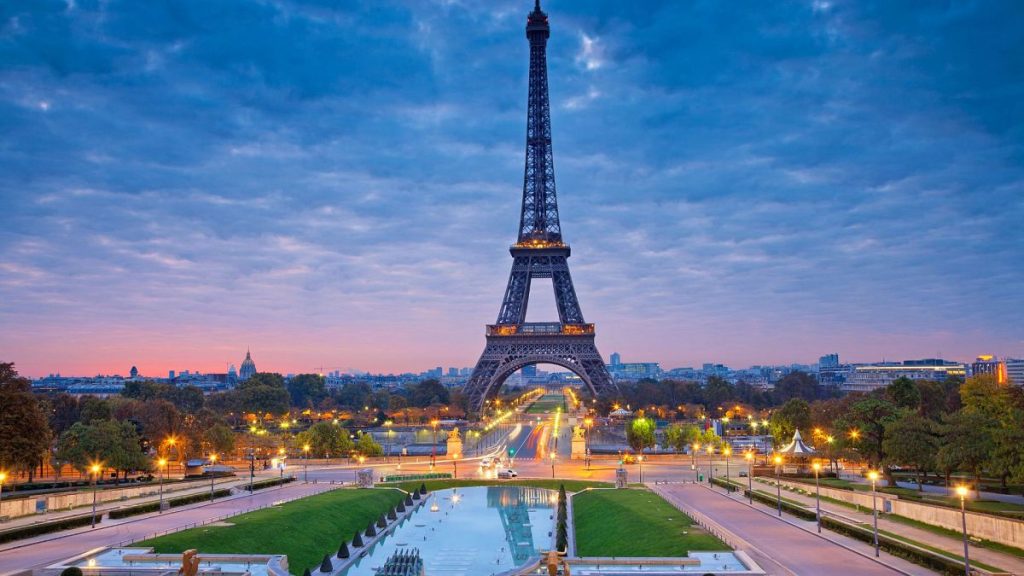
[
  {"left": 391, "top": 478, "right": 610, "bottom": 494},
  {"left": 525, "top": 394, "right": 566, "bottom": 414},
  {"left": 138, "top": 488, "right": 404, "bottom": 574},
  {"left": 572, "top": 488, "right": 730, "bottom": 557}
]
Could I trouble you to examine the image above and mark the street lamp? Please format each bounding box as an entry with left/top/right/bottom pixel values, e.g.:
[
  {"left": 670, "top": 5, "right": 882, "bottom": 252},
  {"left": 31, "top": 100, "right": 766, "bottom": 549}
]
[
  {"left": 208, "top": 454, "right": 217, "bottom": 501},
  {"left": 723, "top": 447, "right": 732, "bottom": 488},
  {"left": 744, "top": 452, "right": 754, "bottom": 504},
  {"left": 868, "top": 470, "right": 880, "bottom": 557},
  {"left": 812, "top": 462, "right": 822, "bottom": 533},
  {"left": 550, "top": 452, "right": 556, "bottom": 479},
  {"left": 157, "top": 458, "right": 167, "bottom": 513},
  {"left": 384, "top": 421, "right": 393, "bottom": 463},
  {"left": 956, "top": 485, "right": 970, "bottom": 576},
  {"left": 0, "top": 471, "right": 7, "bottom": 509},
  {"left": 90, "top": 462, "right": 102, "bottom": 528},
  {"left": 706, "top": 445, "right": 715, "bottom": 485},
  {"left": 692, "top": 442, "right": 700, "bottom": 471},
  {"left": 773, "top": 455, "right": 783, "bottom": 517},
  {"left": 430, "top": 419, "right": 440, "bottom": 467},
  {"left": 584, "top": 417, "right": 594, "bottom": 469},
  {"left": 637, "top": 454, "right": 644, "bottom": 483},
  {"left": 303, "top": 444, "right": 310, "bottom": 483}
]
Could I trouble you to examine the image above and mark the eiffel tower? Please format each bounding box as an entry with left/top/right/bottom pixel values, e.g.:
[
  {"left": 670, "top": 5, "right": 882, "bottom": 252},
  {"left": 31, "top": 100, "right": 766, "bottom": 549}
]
[{"left": 464, "top": 0, "right": 618, "bottom": 415}]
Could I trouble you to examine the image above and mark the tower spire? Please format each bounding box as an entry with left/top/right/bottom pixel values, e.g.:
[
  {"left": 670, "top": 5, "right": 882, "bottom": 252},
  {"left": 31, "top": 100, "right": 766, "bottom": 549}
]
[{"left": 519, "top": 0, "right": 560, "bottom": 245}]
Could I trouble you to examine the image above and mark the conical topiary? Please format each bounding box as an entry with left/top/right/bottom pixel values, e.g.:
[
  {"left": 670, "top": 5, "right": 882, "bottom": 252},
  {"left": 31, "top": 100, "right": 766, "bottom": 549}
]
[
  {"left": 412, "top": 491, "right": 420, "bottom": 500},
  {"left": 387, "top": 506, "right": 397, "bottom": 520},
  {"left": 351, "top": 530, "right": 364, "bottom": 547},
  {"left": 419, "top": 482, "right": 427, "bottom": 495},
  {"left": 405, "top": 494, "right": 414, "bottom": 505},
  {"left": 365, "top": 520, "right": 377, "bottom": 537},
  {"left": 302, "top": 568, "right": 311, "bottom": 576},
  {"left": 319, "top": 554, "right": 333, "bottom": 573},
  {"left": 337, "top": 540, "right": 350, "bottom": 559},
  {"left": 396, "top": 501, "right": 406, "bottom": 513},
  {"left": 376, "top": 513, "right": 387, "bottom": 528}
]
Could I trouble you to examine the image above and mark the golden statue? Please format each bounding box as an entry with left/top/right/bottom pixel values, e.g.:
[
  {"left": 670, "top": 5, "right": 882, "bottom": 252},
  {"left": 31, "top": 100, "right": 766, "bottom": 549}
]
[
  {"left": 545, "top": 550, "right": 570, "bottom": 576},
  {"left": 178, "top": 550, "right": 200, "bottom": 576},
  {"left": 572, "top": 426, "right": 586, "bottom": 440},
  {"left": 447, "top": 427, "right": 461, "bottom": 440}
]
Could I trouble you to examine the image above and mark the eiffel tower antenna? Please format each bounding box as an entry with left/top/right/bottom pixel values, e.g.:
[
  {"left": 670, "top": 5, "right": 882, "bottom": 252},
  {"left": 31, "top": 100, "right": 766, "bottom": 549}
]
[{"left": 464, "top": 1, "right": 618, "bottom": 415}]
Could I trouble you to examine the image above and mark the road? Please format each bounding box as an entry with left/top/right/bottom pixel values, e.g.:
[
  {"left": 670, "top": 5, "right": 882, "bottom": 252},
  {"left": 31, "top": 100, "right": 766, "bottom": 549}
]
[{"left": 654, "top": 483, "right": 910, "bottom": 576}]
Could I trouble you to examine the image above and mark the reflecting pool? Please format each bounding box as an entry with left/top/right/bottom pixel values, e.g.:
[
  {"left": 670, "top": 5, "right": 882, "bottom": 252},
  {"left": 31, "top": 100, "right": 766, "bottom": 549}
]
[{"left": 341, "top": 486, "right": 556, "bottom": 576}]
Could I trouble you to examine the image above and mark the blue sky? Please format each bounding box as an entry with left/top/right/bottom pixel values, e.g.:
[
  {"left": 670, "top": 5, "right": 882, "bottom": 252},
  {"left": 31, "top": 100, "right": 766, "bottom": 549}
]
[{"left": 1, "top": 0, "right": 1022, "bottom": 377}]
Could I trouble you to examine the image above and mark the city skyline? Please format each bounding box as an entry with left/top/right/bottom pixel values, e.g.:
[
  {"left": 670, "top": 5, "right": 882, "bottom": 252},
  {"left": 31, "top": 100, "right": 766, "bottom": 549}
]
[{"left": 3, "top": 1, "right": 1023, "bottom": 378}]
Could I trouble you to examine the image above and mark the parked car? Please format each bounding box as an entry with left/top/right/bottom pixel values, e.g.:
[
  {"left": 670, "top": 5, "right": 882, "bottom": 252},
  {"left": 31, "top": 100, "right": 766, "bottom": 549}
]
[
  {"left": 739, "top": 471, "right": 749, "bottom": 477},
  {"left": 497, "top": 469, "right": 518, "bottom": 479}
]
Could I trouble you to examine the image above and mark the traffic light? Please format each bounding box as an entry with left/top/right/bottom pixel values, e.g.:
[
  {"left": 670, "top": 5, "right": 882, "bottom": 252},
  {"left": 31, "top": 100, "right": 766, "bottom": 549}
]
[{"left": 508, "top": 448, "right": 515, "bottom": 456}]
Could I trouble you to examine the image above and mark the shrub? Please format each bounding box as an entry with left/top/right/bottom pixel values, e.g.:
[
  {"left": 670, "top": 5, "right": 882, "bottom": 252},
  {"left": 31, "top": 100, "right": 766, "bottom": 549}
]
[
  {"left": 319, "top": 554, "right": 333, "bottom": 572},
  {"left": 821, "top": 517, "right": 968, "bottom": 576},
  {"left": 351, "top": 530, "right": 364, "bottom": 547},
  {"left": 0, "top": 513, "right": 100, "bottom": 544},
  {"left": 337, "top": 541, "right": 350, "bottom": 559},
  {"left": 60, "top": 567, "right": 84, "bottom": 576}
]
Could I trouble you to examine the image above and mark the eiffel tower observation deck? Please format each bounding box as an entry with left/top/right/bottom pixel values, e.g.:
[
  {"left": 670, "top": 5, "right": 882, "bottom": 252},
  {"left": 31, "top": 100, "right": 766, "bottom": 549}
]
[{"left": 464, "top": 1, "right": 618, "bottom": 415}]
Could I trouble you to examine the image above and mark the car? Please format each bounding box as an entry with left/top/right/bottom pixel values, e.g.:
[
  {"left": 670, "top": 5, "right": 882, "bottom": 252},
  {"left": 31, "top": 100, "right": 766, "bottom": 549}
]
[
  {"left": 497, "top": 469, "right": 518, "bottom": 479},
  {"left": 738, "top": 471, "right": 748, "bottom": 477},
  {"left": 480, "top": 457, "right": 493, "bottom": 468}
]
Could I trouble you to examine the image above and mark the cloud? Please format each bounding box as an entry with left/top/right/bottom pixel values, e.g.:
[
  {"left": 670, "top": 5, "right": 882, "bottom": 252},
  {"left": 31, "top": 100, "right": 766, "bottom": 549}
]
[{"left": 0, "top": 0, "right": 1022, "bottom": 377}]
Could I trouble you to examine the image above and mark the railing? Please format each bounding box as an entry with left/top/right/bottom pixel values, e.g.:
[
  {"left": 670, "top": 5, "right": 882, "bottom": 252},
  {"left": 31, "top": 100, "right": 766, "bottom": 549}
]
[{"left": 486, "top": 323, "right": 594, "bottom": 336}]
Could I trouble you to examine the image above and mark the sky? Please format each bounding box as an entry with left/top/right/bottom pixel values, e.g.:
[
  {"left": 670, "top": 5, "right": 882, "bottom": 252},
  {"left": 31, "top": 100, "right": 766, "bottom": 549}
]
[{"left": 1, "top": 0, "right": 1023, "bottom": 378}]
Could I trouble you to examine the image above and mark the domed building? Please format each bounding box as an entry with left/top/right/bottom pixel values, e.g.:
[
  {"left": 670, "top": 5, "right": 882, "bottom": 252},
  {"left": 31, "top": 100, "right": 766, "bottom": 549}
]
[{"left": 239, "top": 350, "right": 257, "bottom": 381}]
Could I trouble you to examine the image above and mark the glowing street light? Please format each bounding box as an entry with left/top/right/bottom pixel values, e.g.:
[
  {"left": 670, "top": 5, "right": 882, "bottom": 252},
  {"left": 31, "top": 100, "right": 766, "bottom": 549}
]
[
  {"left": 208, "top": 454, "right": 217, "bottom": 501},
  {"left": 773, "top": 455, "right": 783, "bottom": 517},
  {"left": 0, "top": 471, "right": 7, "bottom": 508},
  {"left": 550, "top": 452, "right": 557, "bottom": 479},
  {"left": 157, "top": 458, "right": 167, "bottom": 513},
  {"left": 956, "top": 485, "right": 971, "bottom": 575},
  {"left": 723, "top": 447, "right": 732, "bottom": 487},
  {"left": 90, "top": 462, "right": 102, "bottom": 528},
  {"left": 812, "top": 462, "right": 822, "bottom": 533},
  {"left": 303, "top": 443, "right": 310, "bottom": 483},
  {"left": 744, "top": 452, "right": 754, "bottom": 504},
  {"left": 868, "top": 470, "right": 880, "bottom": 557}
]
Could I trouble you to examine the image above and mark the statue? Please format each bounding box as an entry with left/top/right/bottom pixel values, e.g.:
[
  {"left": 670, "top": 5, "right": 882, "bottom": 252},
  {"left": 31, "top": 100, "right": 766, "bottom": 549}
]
[
  {"left": 178, "top": 550, "right": 200, "bottom": 576},
  {"left": 447, "top": 427, "right": 461, "bottom": 440},
  {"left": 572, "top": 426, "right": 585, "bottom": 440},
  {"left": 545, "top": 550, "right": 570, "bottom": 576}
]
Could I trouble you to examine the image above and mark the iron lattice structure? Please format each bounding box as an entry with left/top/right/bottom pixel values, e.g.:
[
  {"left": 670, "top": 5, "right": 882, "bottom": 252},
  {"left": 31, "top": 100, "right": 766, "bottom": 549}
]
[{"left": 464, "top": 1, "right": 617, "bottom": 415}]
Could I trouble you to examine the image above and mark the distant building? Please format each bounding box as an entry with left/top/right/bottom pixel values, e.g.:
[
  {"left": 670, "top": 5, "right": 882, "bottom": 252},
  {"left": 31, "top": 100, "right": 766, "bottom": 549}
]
[
  {"left": 606, "top": 354, "right": 661, "bottom": 381},
  {"left": 845, "top": 359, "right": 965, "bottom": 393},
  {"left": 1006, "top": 359, "right": 1024, "bottom": 386},
  {"left": 448, "top": 367, "right": 458, "bottom": 377},
  {"left": 970, "top": 355, "right": 1008, "bottom": 384},
  {"left": 818, "top": 354, "right": 839, "bottom": 370},
  {"left": 129, "top": 366, "right": 139, "bottom": 379},
  {"left": 239, "top": 350, "right": 257, "bottom": 381},
  {"left": 227, "top": 364, "right": 238, "bottom": 382},
  {"left": 610, "top": 352, "right": 621, "bottom": 366},
  {"left": 169, "top": 370, "right": 175, "bottom": 379}
]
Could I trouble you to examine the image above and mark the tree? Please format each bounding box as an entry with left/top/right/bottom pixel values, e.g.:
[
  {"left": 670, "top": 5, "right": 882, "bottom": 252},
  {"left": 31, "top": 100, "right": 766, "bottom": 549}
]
[
  {"left": 409, "top": 379, "right": 449, "bottom": 408},
  {"left": 287, "top": 374, "right": 326, "bottom": 408},
  {"left": 135, "top": 399, "right": 181, "bottom": 445},
  {"left": 0, "top": 363, "right": 52, "bottom": 481},
  {"left": 882, "top": 413, "right": 938, "bottom": 490},
  {"left": 354, "top": 431, "right": 383, "bottom": 457},
  {"left": 55, "top": 419, "right": 148, "bottom": 480},
  {"left": 626, "top": 417, "right": 656, "bottom": 455},
  {"left": 703, "top": 377, "right": 735, "bottom": 413},
  {"left": 937, "top": 410, "right": 995, "bottom": 495},
  {"left": 236, "top": 381, "right": 290, "bottom": 417},
  {"left": 886, "top": 377, "right": 921, "bottom": 410},
  {"left": 835, "top": 396, "right": 900, "bottom": 478},
  {"left": 47, "top": 393, "right": 81, "bottom": 436},
  {"left": 79, "top": 395, "right": 112, "bottom": 423},
  {"left": 768, "top": 398, "right": 811, "bottom": 446},
  {"left": 204, "top": 424, "right": 236, "bottom": 455},
  {"left": 773, "top": 371, "right": 819, "bottom": 403},
  {"left": 296, "top": 422, "right": 354, "bottom": 458},
  {"left": 336, "top": 382, "right": 373, "bottom": 409},
  {"left": 662, "top": 423, "right": 700, "bottom": 452}
]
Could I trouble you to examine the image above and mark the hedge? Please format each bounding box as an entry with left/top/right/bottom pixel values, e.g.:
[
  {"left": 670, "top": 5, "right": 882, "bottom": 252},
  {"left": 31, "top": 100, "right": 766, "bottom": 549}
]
[
  {"left": 820, "top": 516, "right": 971, "bottom": 576},
  {"left": 0, "top": 513, "right": 101, "bottom": 544},
  {"left": 713, "top": 478, "right": 974, "bottom": 575},
  {"left": 380, "top": 473, "right": 452, "bottom": 483},
  {"left": 242, "top": 477, "right": 296, "bottom": 491},
  {"left": 109, "top": 488, "right": 234, "bottom": 518}
]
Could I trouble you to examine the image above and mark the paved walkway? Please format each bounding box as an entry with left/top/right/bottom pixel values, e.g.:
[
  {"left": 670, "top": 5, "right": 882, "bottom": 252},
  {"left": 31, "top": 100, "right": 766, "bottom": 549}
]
[
  {"left": 747, "top": 477, "right": 1024, "bottom": 575},
  {"left": 652, "top": 483, "right": 926, "bottom": 576},
  {"left": 0, "top": 481, "right": 341, "bottom": 576}
]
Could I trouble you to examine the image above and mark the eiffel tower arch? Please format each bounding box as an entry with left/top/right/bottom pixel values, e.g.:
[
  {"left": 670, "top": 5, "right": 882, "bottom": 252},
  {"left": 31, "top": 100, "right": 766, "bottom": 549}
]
[{"left": 464, "top": 1, "right": 618, "bottom": 415}]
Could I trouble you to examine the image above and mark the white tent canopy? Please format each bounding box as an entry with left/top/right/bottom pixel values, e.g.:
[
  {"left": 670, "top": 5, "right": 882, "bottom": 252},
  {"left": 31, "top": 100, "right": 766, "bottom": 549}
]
[{"left": 778, "top": 429, "right": 816, "bottom": 456}]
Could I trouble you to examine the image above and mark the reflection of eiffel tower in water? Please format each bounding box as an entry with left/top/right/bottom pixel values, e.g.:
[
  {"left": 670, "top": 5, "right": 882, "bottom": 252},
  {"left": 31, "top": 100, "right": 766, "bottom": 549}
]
[{"left": 487, "top": 486, "right": 554, "bottom": 564}]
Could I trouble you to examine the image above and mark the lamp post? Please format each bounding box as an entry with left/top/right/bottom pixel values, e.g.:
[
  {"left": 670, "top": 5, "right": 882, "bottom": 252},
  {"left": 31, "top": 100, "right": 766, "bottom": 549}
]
[
  {"left": 584, "top": 417, "right": 593, "bottom": 470},
  {"left": 248, "top": 426, "right": 257, "bottom": 493},
  {"left": 550, "top": 452, "right": 556, "bottom": 479},
  {"left": 208, "top": 454, "right": 217, "bottom": 501},
  {"left": 706, "top": 446, "right": 714, "bottom": 485},
  {"left": 157, "top": 458, "right": 166, "bottom": 513},
  {"left": 638, "top": 454, "right": 644, "bottom": 483},
  {"left": 773, "top": 455, "right": 783, "bottom": 517},
  {"left": 0, "top": 471, "right": 7, "bottom": 509},
  {"left": 868, "top": 470, "right": 880, "bottom": 557},
  {"left": 278, "top": 447, "right": 286, "bottom": 489},
  {"left": 723, "top": 447, "right": 732, "bottom": 488},
  {"left": 384, "top": 421, "right": 393, "bottom": 463},
  {"left": 303, "top": 444, "right": 310, "bottom": 483},
  {"left": 812, "top": 462, "right": 822, "bottom": 533},
  {"left": 956, "top": 485, "right": 970, "bottom": 576},
  {"left": 744, "top": 452, "right": 753, "bottom": 504},
  {"left": 692, "top": 442, "right": 700, "bottom": 472},
  {"left": 430, "top": 419, "right": 439, "bottom": 467},
  {"left": 90, "top": 463, "right": 102, "bottom": 528}
]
